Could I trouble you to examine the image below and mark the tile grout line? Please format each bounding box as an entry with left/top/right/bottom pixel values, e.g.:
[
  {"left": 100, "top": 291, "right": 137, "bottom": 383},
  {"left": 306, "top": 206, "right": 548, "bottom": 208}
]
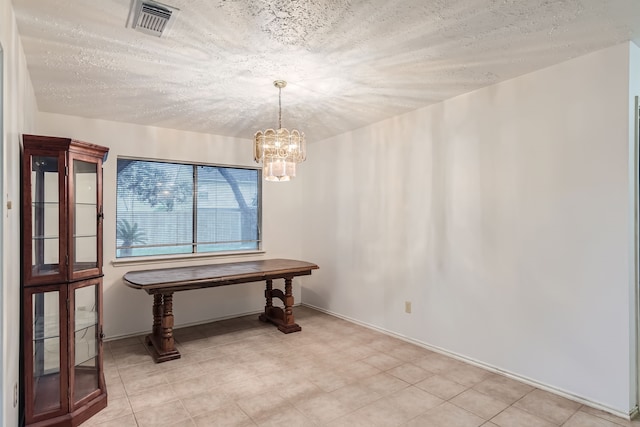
[{"left": 100, "top": 309, "right": 636, "bottom": 427}]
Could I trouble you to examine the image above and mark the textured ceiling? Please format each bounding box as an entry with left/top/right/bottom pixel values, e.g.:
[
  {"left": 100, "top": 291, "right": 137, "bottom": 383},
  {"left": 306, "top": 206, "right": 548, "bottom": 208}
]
[{"left": 11, "top": 0, "right": 640, "bottom": 141}]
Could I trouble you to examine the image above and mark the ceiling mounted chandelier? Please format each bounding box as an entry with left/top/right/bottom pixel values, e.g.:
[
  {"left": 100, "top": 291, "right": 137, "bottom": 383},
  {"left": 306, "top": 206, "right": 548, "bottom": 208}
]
[{"left": 254, "top": 80, "right": 306, "bottom": 182}]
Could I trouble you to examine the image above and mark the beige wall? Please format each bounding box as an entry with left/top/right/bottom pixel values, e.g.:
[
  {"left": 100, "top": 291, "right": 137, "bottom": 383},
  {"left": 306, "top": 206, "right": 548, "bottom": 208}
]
[
  {"left": 36, "top": 113, "right": 305, "bottom": 339},
  {"left": 300, "top": 42, "right": 639, "bottom": 415},
  {"left": 1, "top": 0, "right": 38, "bottom": 425},
  {"left": 3, "top": 0, "right": 640, "bottom": 419},
  {"left": 627, "top": 41, "right": 640, "bottom": 413}
]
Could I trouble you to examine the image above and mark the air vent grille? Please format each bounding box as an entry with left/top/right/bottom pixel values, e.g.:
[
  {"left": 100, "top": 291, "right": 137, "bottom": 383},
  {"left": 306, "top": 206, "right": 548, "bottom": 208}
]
[
  {"left": 137, "top": 4, "right": 172, "bottom": 33},
  {"left": 128, "top": 0, "right": 179, "bottom": 38}
]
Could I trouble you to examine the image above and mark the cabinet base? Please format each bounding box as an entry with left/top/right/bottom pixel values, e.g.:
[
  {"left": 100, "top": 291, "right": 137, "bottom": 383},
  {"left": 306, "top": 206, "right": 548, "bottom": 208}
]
[{"left": 27, "top": 392, "right": 107, "bottom": 427}]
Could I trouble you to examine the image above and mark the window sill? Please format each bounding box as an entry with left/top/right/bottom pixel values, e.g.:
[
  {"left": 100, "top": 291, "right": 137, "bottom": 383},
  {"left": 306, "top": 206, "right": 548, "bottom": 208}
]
[{"left": 110, "top": 250, "right": 266, "bottom": 268}]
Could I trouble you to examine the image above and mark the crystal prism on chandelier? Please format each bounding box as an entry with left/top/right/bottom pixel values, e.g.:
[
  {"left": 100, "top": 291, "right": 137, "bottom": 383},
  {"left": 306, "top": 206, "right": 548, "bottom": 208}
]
[{"left": 254, "top": 80, "right": 306, "bottom": 181}]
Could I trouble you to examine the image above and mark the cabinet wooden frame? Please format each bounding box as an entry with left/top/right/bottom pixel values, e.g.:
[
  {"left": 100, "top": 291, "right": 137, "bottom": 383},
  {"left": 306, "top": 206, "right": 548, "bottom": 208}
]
[
  {"left": 22, "top": 285, "right": 70, "bottom": 424},
  {"left": 21, "top": 134, "right": 109, "bottom": 427},
  {"left": 21, "top": 145, "right": 68, "bottom": 286},
  {"left": 21, "top": 135, "right": 107, "bottom": 287},
  {"left": 22, "top": 279, "right": 106, "bottom": 426}
]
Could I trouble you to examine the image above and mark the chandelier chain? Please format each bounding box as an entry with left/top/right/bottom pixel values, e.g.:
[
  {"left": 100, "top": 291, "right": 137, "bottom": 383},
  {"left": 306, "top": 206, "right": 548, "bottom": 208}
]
[{"left": 278, "top": 87, "right": 282, "bottom": 130}]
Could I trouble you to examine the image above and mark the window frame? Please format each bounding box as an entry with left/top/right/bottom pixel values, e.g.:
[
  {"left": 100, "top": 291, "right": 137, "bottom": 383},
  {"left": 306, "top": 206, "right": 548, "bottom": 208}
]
[{"left": 114, "top": 156, "right": 262, "bottom": 262}]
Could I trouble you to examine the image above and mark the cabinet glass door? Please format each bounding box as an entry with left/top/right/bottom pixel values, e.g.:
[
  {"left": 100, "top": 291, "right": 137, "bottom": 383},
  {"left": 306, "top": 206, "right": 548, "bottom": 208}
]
[
  {"left": 73, "top": 160, "right": 98, "bottom": 272},
  {"left": 31, "top": 156, "right": 60, "bottom": 277},
  {"left": 32, "top": 290, "right": 63, "bottom": 416},
  {"left": 73, "top": 283, "right": 100, "bottom": 403}
]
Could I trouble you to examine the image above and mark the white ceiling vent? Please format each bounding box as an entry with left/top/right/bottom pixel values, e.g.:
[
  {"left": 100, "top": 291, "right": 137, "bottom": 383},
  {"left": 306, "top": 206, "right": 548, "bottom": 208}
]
[{"left": 127, "top": 0, "right": 179, "bottom": 38}]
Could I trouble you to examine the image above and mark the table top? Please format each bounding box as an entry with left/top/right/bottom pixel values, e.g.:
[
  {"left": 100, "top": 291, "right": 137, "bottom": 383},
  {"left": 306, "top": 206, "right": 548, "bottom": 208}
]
[{"left": 123, "top": 258, "right": 319, "bottom": 293}]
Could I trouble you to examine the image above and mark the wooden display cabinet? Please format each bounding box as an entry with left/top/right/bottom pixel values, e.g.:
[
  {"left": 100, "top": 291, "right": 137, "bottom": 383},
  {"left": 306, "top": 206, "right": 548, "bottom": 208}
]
[{"left": 21, "top": 135, "right": 108, "bottom": 427}]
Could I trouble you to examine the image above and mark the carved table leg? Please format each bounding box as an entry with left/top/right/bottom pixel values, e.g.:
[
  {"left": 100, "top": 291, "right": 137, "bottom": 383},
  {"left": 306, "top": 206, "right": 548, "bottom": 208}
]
[
  {"left": 258, "top": 277, "right": 301, "bottom": 333},
  {"left": 278, "top": 277, "right": 301, "bottom": 333},
  {"left": 145, "top": 292, "right": 181, "bottom": 363},
  {"left": 152, "top": 294, "right": 162, "bottom": 339},
  {"left": 145, "top": 294, "right": 162, "bottom": 350},
  {"left": 258, "top": 279, "right": 273, "bottom": 323},
  {"left": 162, "top": 293, "right": 175, "bottom": 352}
]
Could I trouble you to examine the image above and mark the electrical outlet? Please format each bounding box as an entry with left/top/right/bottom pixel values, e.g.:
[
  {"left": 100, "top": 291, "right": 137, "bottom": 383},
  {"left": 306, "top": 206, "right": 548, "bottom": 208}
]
[
  {"left": 13, "top": 383, "right": 18, "bottom": 407},
  {"left": 405, "top": 301, "right": 412, "bottom": 314}
]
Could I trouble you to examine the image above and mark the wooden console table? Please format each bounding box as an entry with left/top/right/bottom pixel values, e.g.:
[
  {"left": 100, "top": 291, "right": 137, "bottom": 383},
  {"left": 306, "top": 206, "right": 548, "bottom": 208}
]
[{"left": 123, "top": 258, "right": 319, "bottom": 363}]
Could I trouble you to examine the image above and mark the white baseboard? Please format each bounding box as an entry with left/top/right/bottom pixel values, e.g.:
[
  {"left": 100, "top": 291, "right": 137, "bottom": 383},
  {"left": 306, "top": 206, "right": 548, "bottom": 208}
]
[
  {"left": 103, "top": 307, "right": 269, "bottom": 342},
  {"left": 301, "top": 303, "right": 634, "bottom": 420}
]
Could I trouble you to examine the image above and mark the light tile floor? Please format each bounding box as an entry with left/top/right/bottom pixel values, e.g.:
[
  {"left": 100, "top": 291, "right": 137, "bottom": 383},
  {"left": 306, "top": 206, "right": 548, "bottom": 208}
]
[{"left": 88, "top": 306, "right": 640, "bottom": 427}]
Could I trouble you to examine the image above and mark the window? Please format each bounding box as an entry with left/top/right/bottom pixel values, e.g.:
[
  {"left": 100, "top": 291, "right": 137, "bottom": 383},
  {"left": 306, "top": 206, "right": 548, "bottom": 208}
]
[{"left": 116, "top": 158, "right": 261, "bottom": 258}]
